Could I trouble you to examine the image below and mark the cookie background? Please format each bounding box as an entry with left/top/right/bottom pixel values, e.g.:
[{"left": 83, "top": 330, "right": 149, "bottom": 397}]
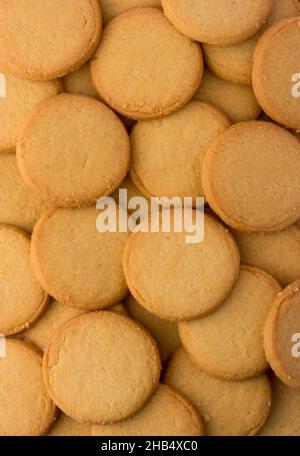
[{"left": 0, "top": 0, "right": 300, "bottom": 438}]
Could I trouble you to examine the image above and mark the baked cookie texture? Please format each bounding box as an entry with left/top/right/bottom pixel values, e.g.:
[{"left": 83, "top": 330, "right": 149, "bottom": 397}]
[
  {"left": 0, "top": 0, "right": 300, "bottom": 438},
  {"left": 48, "top": 413, "right": 90, "bottom": 437},
  {"left": 253, "top": 17, "right": 300, "bottom": 129},
  {"left": 161, "top": 0, "right": 274, "bottom": 45},
  {"left": 99, "top": 0, "right": 161, "bottom": 25},
  {"left": 43, "top": 311, "right": 161, "bottom": 424},
  {"left": 123, "top": 212, "right": 240, "bottom": 321},
  {"left": 164, "top": 347, "right": 272, "bottom": 436},
  {"left": 91, "top": 384, "right": 204, "bottom": 436},
  {"left": 232, "top": 225, "right": 300, "bottom": 287},
  {"left": 202, "top": 121, "right": 300, "bottom": 232},
  {"left": 0, "top": 70, "right": 62, "bottom": 153},
  {"left": 194, "top": 70, "right": 261, "bottom": 123},
  {"left": 63, "top": 62, "right": 99, "bottom": 100},
  {"left": 264, "top": 281, "right": 300, "bottom": 388},
  {"left": 20, "top": 299, "right": 127, "bottom": 351},
  {"left": 0, "top": 0, "right": 102, "bottom": 80},
  {"left": 179, "top": 267, "right": 281, "bottom": 380},
  {"left": 202, "top": 0, "right": 300, "bottom": 85},
  {"left": 31, "top": 207, "right": 129, "bottom": 310},
  {"left": 0, "top": 154, "right": 49, "bottom": 233},
  {"left": 17, "top": 94, "right": 130, "bottom": 208},
  {"left": 91, "top": 8, "right": 203, "bottom": 120},
  {"left": 127, "top": 295, "right": 180, "bottom": 363},
  {"left": 259, "top": 376, "right": 300, "bottom": 436},
  {"left": 130, "top": 100, "right": 230, "bottom": 200},
  {"left": 0, "top": 224, "right": 49, "bottom": 336},
  {"left": 0, "top": 339, "right": 56, "bottom": 436}
]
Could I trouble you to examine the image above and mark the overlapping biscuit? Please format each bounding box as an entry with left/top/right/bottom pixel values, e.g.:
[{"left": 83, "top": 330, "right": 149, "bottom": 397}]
[
  {"left": 91, "top": 8, "right": 203, "bottom": 120},
  {"left": 0, "top": 0, "right": 102, "bottom": 80},
  {"left": 43, "top": 311, "right": 161, "bottom": 424},
  {"left": 179, "top": 267, "right": 281, "bottom": 380},
  {"left": 31, "top": 207, "right": 129, "bottom": 310},
  {"left": 164, "top": 347, "right": 272, "bottom": 436}
]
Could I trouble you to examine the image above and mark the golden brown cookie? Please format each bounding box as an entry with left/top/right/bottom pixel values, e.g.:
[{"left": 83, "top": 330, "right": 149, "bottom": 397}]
[
  {"left": 0, "top": 339, "right": 56, "bottom": 436},
  {"left": 123, "top": 212, "right": 240, "bottom": 321},
  {"left": 31, "top": 207, "right": 129, "bottom": 311},
  {"left": 202, "top": 121, "right": 300, "bottom": 232},
  {"left": 253, "top": 17, "right": 300, "bottom": 129},
  {"left": 21, "top": 299, "right": 127, "bottom": 351},
  {"left": 0, "top": 0, "right": 102, "bottom": 80},
  {"left": 91, "top": 383, "right": 204, "bottom": 436},
  {"left": 17, "top": 94, "right": 130, "bottom": 208},
  {"left": 194, "top": 70, "right": 261, "bottom": 123},
  {"left": 0, "top": 154, "right": 49, "bottom": 233},
  {"left": 112, "top": 174, "right": 148, "bottom": 208},
  {"left": 127, "top": 295, "right": 180, "bottom": 362},
  {"left": 0, "top": 225, "right": 49, "bottom": 336},
  {"left": 264, "top": 281, "right": 300, "bottom": 388},
  {"left": 130, "top": 101, "right": 230, "bottom": 200},
  {"left": 20, "top": 299, "right": 86, "bottom": 351},
  {"left": 232, "top": 225, "right": 300, "bottom": 286},
  {"left": 259, "top": 375, "right": 300, "bottom": 435},
  {"left": 161, "top": 0, "right": 274, "bottom": 45},
  {"left": 0, "top": 70, "right": 61, "bottom": 153},
  {"left": 202, "top": 0, "right": 300, "bottom": 86},
  {"left": 164, "top": 347, "right": 272, "bottom": 436},
  {"left": 48, "top": 413, "right": 90, "bottom": 436},
  {"left": 179, "top": 267, "right": 281, "bottom": 380},
  {"left": 63, "top": 62, "right": 99, "bottom": 99},
  {"left": 91, "top": 8, "right": 203, "bottom": 120},
  {"left": 43, "top": 311, "right": 161, "bottom": 424},
  {"left": 99, "top": 0, "right": 161, "bottom": 25}
]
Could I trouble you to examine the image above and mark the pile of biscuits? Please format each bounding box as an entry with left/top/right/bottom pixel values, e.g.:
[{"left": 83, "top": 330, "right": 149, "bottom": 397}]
[{"left": 0, "top": 0, "right": 300, "bottom": 437}]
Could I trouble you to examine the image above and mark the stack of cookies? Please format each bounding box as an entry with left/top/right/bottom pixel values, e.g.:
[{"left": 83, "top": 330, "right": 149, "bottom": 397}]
[{"left": 0, "top": 0, "right": 300, "bottom": 436}]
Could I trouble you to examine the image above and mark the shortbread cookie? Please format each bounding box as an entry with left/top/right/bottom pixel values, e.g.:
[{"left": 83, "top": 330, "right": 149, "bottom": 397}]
[
  {"left": 17, "top": 94, "right": 130, "bottom": 208},
  {"left": 202, "top": 0, "right": 300, "bottom": 85},
  {"left": 31, "top": 207, "right": 129, "bottom": 310},
  {"left": 164, "top": 347, "right": 271, "bottom": 436},
  {"left": 63, "top": 63, "right": 99, "bottom": 99},
  {"left": 91, "top": 384, "right": 204, "bottom": 436},
  {"left": 179, "top": 267, "right": 281, "bottom": 380},
  {"left": 91, "top": 8, "right": 203, "bottom": 120},
  {"left": 0, "top": 154, "right": 48, "bottom": 233},
  {"left": 0, "top": 0, "right": 101, "bottom": 80},
  {"left": 21, "top": 299, "right": 127, "bottom": 351},
  {"left": 233, "top": 225, "right": 300, "bottom": 286},
  {"left": 161, "top": 0, "right": 273, "bottom": 45},
  {"left": 127, "top": 295, "right": 180, "bottom": 362},
  {"left": 0, "top": 225, "right": 49, "bottom": 336},
  {"left": 0, "top": 70, "right": 61, "bottom": 152},
  {"left": 62, "top": 65, "right": 135, "bottom": 130},
  {"left": 112, "top": 175, "right": 148, "bottom": 208},
  {"left": 123, "top": 212, "right": 240, "bottom": 321},
  {"left": 48, "top": 414, "right": 90, "bottom": 437},
  {"left": 99, "top": 0, "right": 161, "bottom": 25},
  {"left": 43, "top": 311, "right": 161, "bottom": 424},
  {"left": 130, "top": 101, "right": 230, "bottom": 200},
  {"left": 194, "top": 70, "right": 261, "bottom": 123},
  {"left": 202, "top": 121, "right": 300, "bottom": 232},
  {"left": 20, "top": 299, "right": 86, "bottom": 351},
  {"left": 264, "top": 281, "right": 300, "bottom": 388},
  {"left": 259, "top": 376, "right": 300, "bottom": 435},
  {"left": 253, "top": 17, "right": 300, "bottom": 129},
  {"left": 0, "top": 339, "right": 56, "bottom": 436}
]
